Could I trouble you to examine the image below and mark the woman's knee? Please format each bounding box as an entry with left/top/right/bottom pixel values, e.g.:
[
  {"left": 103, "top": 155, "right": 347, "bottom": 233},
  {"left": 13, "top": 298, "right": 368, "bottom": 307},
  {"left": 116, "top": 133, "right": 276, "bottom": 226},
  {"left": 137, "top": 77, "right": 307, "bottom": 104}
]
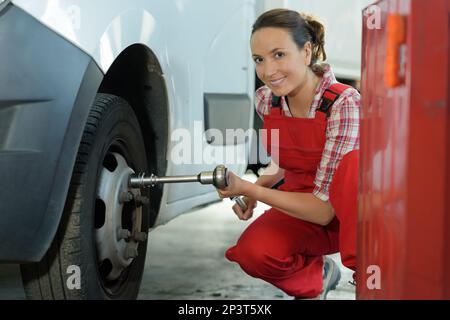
[
  {"left": 233, "top": 241, "right": 272, "bottom": 277},
  {"left": 228, "top": 210, "right": 302, "bottom": 277},
  {"left": 232, "top": 235, "right": 294, "bottom": 278}
]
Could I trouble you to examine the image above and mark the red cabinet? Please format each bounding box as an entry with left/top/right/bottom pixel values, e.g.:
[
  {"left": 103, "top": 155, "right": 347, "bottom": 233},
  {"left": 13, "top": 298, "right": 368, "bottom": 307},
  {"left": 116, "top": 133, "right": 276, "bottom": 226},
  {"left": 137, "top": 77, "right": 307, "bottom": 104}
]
[{"left": 358, "top": 0, "right": 450, "bottom": 299}]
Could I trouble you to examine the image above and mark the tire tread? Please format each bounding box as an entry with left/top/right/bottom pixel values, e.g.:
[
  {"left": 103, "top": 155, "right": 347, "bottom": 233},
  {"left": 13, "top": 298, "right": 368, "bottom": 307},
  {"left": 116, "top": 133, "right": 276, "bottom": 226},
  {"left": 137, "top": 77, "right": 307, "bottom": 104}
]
[{"left": 21, "top": 94, "right": 125, "bottom": 299}]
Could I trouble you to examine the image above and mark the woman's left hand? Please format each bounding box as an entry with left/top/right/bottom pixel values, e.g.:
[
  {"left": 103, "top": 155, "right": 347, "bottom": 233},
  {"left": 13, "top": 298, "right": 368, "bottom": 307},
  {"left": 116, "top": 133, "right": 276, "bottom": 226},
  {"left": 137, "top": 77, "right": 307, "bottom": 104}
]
[{"left": 216, "top": 171, "right": 248, "bottom": 198}]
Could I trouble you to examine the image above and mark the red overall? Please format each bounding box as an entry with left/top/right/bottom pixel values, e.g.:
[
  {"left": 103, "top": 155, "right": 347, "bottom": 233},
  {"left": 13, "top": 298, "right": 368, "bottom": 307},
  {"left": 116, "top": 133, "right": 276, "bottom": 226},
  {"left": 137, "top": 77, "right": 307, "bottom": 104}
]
[{"left": 226, "top": 84, "right": 358, "bottom": 298}]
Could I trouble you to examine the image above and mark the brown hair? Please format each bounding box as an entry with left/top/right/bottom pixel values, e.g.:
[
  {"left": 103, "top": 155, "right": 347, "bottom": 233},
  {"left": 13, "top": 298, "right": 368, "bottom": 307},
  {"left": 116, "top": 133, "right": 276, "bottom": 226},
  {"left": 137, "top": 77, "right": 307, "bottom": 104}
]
[{"left": 252, "top": 9, "right": 327, "bottom": 74}]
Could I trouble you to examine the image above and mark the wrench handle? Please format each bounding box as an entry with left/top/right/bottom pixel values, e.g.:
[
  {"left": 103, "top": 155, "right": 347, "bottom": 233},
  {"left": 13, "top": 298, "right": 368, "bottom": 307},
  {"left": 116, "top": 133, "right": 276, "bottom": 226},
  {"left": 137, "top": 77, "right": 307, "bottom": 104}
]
[{"left": 231, "top": 196, "right": 248, "bottom": 211}]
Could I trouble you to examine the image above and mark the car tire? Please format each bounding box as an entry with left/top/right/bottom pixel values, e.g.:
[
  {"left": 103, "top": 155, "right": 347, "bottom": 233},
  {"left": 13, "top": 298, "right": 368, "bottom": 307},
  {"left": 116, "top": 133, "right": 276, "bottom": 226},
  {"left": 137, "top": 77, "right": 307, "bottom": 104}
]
[{"left": 20, "top": 93, "right": 150, "bottom": 299}]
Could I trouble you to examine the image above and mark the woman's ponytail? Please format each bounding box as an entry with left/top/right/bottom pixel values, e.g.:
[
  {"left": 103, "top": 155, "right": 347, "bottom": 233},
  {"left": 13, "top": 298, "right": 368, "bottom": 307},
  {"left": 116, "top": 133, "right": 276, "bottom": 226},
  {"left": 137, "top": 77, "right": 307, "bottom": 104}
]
[{"left": 301, "top": 13, "right": 327, "bottom": 63}]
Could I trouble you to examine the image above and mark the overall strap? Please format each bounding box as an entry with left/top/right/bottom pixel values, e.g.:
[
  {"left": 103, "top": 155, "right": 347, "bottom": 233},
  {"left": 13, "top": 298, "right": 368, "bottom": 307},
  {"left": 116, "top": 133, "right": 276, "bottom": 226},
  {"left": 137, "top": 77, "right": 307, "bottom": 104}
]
[
  {"left": 317, "top": 83, "right": 352, "bottom": 117},
  {"left": 268, "top": 94, "right": 283, "bottom": 116},
  {"left": 271, "top": 95, "right": 282, "bottom": 108}
]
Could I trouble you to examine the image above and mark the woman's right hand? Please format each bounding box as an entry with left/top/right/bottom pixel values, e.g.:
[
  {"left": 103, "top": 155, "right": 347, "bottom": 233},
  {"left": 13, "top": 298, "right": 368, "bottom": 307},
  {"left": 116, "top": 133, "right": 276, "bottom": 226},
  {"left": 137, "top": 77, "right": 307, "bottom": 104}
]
[{"left": 232, "top": 196, "right": 257, "bottom": 221}]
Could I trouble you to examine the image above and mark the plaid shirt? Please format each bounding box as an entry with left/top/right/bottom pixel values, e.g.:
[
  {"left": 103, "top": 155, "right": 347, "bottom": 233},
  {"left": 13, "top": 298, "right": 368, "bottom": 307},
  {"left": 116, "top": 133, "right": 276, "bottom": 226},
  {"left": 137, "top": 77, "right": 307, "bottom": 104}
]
[{"left": 255, "top": 64, "right": 360, "bottom": 202}]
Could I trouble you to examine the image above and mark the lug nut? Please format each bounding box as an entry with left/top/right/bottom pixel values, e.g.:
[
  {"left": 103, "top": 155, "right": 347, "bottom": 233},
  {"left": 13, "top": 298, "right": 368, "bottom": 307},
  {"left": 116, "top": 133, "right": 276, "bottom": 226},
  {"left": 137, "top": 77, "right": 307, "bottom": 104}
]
[
  {"left": 117, "top": 228, "right": 131, "bottom": 241},
  {"left": 124, "top": 244, "right": 139, "bottom": 259},
  {"left": 134, "top": 231, "right": 148, "bottom": 242},
  {"left": 119, "top": 191, "right": 133, "bottom": 203},
  {"left": 134, "top": 195, "right": 150, "bottom": 207}
]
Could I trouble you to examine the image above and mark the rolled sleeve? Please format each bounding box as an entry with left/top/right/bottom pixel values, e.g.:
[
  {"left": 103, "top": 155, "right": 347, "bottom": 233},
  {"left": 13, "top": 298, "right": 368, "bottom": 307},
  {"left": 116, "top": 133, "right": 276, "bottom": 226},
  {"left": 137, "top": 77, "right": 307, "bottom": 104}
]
[{"left": 313, "top": 90, "right": 360, "bottom": 201}]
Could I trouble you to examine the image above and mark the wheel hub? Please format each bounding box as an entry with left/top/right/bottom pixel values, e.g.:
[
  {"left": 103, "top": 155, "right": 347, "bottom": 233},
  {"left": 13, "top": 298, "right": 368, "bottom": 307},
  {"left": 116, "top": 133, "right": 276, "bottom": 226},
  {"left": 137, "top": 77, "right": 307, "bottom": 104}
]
[{"left": 95, "top": 152, "right": 144, "bottom": 281}]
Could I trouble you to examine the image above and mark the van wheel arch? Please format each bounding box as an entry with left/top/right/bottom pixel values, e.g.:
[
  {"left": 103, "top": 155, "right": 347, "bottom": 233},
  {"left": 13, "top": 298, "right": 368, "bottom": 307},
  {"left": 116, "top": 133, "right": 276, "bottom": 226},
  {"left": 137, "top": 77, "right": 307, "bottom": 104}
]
[{"left": 98, "top": 44, "right": 169, "bottom": 226}]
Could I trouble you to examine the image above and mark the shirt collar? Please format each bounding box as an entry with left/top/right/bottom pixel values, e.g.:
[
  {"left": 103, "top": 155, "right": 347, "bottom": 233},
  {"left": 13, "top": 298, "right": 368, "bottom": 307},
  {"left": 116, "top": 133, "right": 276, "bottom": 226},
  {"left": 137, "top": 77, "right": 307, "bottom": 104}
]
[{"left": 314, "top": 63, "right": 337, "bottom": 97}]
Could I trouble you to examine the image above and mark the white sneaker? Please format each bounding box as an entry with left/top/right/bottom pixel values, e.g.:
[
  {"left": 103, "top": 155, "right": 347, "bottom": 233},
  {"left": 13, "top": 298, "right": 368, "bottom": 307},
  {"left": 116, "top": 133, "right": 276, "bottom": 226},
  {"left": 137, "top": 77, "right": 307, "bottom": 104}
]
[{"left": 320, "top": 257, "right": 341, "bottom": 300}]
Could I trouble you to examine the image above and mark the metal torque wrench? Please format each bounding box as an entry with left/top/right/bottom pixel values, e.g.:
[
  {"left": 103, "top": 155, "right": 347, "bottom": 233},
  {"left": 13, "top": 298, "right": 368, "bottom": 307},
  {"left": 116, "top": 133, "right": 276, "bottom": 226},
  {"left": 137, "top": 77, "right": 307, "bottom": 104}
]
[{"left": 129, "top": 165, "right": 248, "bottom": 211}]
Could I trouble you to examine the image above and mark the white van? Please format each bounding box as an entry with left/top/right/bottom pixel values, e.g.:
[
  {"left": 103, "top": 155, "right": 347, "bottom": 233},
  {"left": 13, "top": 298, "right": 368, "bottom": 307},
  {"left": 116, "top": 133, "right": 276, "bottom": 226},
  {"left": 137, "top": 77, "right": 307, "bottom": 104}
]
[{"left": 0, "top": 0, "right": 255, "bottom": 299}]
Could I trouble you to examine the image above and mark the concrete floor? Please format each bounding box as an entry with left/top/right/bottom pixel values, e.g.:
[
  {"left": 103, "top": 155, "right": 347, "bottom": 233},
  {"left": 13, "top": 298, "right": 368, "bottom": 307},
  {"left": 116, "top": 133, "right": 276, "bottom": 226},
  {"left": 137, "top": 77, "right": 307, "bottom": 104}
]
[{"left": 0, "top": 174, "right": 355, "bottom": 300}]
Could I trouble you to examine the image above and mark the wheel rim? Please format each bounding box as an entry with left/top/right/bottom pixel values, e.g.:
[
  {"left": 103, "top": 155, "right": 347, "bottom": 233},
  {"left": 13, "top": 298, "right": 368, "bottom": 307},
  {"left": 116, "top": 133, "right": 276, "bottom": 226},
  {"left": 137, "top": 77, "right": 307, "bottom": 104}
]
[{"left": 94, "top": 152, "right": 143, "bottom": 284}]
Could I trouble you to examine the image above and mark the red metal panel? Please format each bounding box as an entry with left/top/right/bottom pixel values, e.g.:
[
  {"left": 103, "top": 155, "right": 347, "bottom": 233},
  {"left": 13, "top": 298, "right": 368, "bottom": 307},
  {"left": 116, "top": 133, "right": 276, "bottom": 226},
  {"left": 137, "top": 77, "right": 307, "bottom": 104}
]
[
  {"left": 446, "top": 0, "right": 450, "bottom": 299},
  {"left": 358, "top": 0, "right": 450, "bottom": 299}
]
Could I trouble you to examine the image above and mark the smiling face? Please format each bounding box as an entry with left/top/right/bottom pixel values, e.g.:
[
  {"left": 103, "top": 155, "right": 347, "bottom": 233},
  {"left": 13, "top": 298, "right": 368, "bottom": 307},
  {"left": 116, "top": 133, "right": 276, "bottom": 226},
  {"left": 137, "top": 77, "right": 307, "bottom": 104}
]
[{"left": 251, "top": 27, "right": 312, "bottom": 97}]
